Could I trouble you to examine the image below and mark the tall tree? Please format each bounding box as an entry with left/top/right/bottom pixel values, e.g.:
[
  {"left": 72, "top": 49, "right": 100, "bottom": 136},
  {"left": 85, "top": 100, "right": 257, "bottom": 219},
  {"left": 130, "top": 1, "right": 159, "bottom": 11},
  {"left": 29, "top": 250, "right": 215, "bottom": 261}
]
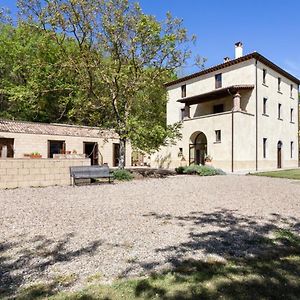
[{"left": 18, "top": 0, "right": 195, "bottom": 168}]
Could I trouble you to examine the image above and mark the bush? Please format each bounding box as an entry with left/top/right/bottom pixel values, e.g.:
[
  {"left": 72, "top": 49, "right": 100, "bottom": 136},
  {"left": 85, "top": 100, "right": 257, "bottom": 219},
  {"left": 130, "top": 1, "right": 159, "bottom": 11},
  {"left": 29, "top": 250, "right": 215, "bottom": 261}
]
[
  {"left": 113, "top": 169, "right": 134, "bottom": 181},
  {"left": 175, "top": 166, "right": 185, "bottom": 174},
  {"left": 182, "top": 164, "right": 226, "bottom": 176},
  {"left": 183, "top": 164, "right": 203, "bottom": 175}
]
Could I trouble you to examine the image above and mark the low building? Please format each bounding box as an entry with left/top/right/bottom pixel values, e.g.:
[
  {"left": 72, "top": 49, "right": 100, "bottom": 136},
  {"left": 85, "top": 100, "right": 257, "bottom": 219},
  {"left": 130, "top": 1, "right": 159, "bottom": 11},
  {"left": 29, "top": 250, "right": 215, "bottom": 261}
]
[
  {"left": 152, "top": 42, "right": 300, "bottom": 172},
  {"left": 0, "top": 119, "right": 132, "bottom": 167}
]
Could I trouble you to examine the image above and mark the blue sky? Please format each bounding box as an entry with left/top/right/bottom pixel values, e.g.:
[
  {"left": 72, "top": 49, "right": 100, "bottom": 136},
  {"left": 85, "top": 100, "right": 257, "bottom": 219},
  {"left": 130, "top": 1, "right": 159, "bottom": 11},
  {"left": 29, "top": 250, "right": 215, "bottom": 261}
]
[{"left": 1, "top": 0, "right": 300, "bottom": 78}]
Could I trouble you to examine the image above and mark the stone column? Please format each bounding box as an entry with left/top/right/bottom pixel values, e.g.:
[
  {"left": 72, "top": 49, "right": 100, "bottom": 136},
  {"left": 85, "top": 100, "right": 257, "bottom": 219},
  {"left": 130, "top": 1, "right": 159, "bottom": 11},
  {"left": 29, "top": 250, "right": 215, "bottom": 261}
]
[
  {"left": 232, "top": 92, "right": 241, "bottom": 111},
  {"left": 184, "top": 104, "right": 190, "bottom": 118}
]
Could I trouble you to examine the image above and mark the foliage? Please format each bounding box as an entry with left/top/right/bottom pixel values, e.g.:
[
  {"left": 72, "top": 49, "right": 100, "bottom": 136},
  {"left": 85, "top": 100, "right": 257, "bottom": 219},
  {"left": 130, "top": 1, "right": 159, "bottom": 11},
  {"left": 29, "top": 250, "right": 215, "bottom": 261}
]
[
  {"left": 182, "top": 164, "right": 226, "bottom": 176},
  {"left": 175, "top": 166, "right": 185, "bottom": 174},
  {"left": 17, "top": 0, "right": 196, "bottom": 167},
  {"left": 113, "top": 169, "right": 134, "bottom": 181}
]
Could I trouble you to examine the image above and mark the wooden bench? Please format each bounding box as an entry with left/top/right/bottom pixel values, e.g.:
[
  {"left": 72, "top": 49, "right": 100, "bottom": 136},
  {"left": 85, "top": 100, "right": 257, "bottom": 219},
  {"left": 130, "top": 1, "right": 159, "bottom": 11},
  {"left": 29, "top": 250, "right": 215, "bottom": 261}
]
[{"left": 70, "top": 165, "right": 114, "bottom": 186}]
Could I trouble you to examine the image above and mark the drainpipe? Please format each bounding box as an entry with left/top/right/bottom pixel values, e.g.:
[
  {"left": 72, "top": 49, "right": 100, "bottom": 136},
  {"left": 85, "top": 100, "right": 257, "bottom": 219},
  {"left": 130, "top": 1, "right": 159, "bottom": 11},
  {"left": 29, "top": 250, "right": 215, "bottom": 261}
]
[
  {"left": 297, "top": 84, "right": 300, "bottom": 167},
  {"left": 255, "top": 60, "right": 258, "bottom": 171},
  {"left": 228, "top": 88, "right": 234, "bottom": 173},
  {"left": 231, "top": 110, "right": 234, "bottom": 173}
]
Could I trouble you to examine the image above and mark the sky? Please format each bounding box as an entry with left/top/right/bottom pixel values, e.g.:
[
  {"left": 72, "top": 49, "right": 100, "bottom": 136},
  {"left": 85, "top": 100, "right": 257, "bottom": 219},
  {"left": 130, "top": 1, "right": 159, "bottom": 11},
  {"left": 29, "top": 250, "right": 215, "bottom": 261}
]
[{"left": 1, "top": 0, "right": 300, "bottom": 78}]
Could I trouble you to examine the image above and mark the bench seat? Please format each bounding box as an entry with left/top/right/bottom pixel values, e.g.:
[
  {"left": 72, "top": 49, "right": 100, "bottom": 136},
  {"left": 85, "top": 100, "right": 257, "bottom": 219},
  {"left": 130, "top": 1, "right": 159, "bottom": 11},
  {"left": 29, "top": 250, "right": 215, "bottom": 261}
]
[{"left": 70, "top": 165, "right": 114, "bottom": 186}]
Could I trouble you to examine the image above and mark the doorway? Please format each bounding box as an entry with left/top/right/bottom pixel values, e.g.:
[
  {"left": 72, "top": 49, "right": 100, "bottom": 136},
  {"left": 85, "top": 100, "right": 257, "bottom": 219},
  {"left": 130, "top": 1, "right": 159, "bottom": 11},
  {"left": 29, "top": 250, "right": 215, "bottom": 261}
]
[
  {"left": 84, "top": 142, "right": 98, "bottom": 165},
  {"left": 189, "top": 132, "right": 207, "bottom": 165},
  {"left": 113, "top": 143, "right": 120, "bottom": 167},
  {"left": 277, "top": 141, "right": 282, "bottom": 168},
  {"left": 0, "top": 138, "right": 14, "bottom": 158}
]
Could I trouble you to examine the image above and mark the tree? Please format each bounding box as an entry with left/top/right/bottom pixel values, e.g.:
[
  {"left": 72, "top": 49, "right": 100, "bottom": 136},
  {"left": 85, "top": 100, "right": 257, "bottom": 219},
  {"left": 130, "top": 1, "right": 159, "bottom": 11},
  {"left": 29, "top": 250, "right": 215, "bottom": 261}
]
[{"left": 18, "top": 0, "right": 196, "bottom": 168}]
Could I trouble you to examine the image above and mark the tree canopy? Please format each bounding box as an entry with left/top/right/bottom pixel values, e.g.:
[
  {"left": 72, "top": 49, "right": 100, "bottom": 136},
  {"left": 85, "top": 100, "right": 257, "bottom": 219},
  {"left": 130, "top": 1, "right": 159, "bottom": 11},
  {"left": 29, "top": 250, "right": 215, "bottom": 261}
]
[{"left": 1, "top": 0, "right": 197, "bottom": 167}]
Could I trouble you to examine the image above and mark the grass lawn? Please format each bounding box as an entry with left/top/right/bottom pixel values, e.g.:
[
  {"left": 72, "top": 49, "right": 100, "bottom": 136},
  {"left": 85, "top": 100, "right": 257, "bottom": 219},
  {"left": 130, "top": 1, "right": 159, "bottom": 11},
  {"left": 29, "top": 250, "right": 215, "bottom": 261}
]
[
  {"left": 252, "top": 168, "right": 300, "bottom": 180},
  {"left": 14, "top": 230, "right": 300, "bottom": 300}
]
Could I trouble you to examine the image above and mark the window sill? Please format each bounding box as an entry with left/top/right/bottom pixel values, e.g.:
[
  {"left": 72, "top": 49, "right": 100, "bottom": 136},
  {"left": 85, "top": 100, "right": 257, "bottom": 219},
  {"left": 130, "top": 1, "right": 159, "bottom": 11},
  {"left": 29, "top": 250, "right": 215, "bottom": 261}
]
[
  {"left": 278, "top": 118, "right": 283, "bottom": 121},
  {"left": 262, "top": 83, "right": 268, "bottom": 87},
  {"left": 277, "top": 90, "right": 283, "bottom": 94},
  {"left": 214, "top": 141, "right": 221, "bottom": 144},
  {"left": 262, "top": 113, "right": 269, "bottom": 117}
]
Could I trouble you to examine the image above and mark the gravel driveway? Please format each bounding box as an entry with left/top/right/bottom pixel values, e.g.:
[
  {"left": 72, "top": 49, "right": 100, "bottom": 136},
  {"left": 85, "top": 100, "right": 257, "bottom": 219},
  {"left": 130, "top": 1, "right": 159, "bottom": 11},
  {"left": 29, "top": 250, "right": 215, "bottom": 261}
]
[{"left": 1, "top": 175, "right": 300, "bottom": 295}]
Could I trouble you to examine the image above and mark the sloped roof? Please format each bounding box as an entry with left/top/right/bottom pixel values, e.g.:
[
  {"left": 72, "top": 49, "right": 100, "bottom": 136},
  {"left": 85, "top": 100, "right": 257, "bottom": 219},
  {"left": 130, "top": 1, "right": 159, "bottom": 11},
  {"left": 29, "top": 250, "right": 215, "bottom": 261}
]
[
  {"left": 0, "top": 119, "right": 118, "bottom": 139},
  {"left": 165, "top": 52, "right": 300, "bottom": 87}
]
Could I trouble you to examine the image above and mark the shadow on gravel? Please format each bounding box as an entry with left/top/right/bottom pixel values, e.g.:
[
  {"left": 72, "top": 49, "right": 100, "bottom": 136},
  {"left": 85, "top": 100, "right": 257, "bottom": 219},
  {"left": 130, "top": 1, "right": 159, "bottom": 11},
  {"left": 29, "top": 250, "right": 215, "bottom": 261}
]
[
  {"left": 0, "top": 233, "right": 102, "bottom": 299},
  {"left": 129, "top": 209, "right": 300, "bottom": 299}
]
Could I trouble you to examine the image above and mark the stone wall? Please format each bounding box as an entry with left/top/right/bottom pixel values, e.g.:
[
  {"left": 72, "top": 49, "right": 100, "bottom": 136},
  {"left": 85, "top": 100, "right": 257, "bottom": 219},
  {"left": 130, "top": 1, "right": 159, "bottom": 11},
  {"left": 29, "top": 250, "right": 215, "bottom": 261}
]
[{"left": 0, "top": 158, "right": 90, "bottom": 189}]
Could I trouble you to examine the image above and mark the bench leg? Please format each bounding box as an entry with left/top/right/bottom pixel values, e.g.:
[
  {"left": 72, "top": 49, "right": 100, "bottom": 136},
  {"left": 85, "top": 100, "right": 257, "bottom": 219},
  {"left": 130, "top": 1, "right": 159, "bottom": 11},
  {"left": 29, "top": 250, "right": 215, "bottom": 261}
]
[{"left": 71, "top": 177, "right": 75, "bottom": 187}]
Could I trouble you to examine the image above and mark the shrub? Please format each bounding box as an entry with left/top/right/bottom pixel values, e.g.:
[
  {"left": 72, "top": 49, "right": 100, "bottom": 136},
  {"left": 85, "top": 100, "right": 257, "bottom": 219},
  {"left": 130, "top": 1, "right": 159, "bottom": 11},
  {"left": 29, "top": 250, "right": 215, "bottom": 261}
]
[
  {"left": 113, "top": 169, "right": 134, "bottom": 181},
  {"left": 182, "top": 164, "right": 226, "bottom": 176},
  {"left": 175, "top": 166, "right": 185, "bottom": 174},
  {"left": 183, "top": 164, "right": 203, "bottom": 175}
]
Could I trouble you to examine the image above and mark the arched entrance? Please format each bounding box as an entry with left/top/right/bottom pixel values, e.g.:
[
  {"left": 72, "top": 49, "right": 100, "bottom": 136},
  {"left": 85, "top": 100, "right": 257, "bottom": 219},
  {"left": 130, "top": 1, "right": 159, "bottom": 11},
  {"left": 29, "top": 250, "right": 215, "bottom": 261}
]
[
  {"left": 189, "top": 132, "right": 207, "bottom": 165},
  {"left": 277, "top": 141, "right": 282, "bottom": 168}
]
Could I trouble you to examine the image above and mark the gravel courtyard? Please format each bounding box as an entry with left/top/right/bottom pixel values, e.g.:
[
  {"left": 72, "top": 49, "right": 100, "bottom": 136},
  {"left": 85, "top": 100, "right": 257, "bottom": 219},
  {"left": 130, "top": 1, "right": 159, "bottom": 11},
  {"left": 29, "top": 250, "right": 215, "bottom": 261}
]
[{"left": 1, "top": 175, "right": 300, "bottom": 295}]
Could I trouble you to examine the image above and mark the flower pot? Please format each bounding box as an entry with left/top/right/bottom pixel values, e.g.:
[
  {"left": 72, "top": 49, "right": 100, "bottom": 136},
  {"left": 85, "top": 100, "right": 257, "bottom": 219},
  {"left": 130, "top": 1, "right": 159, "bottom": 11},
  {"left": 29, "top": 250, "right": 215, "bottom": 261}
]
[{"left": 30, "top": 154, "right": 42, "bottom": 159}]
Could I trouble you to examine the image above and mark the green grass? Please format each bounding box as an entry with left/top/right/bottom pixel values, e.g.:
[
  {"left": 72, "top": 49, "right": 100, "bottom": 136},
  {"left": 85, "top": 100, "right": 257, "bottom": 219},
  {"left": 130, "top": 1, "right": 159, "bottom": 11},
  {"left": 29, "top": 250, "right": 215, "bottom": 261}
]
[
  {"left": 252, "top": 168, "right": 300, "bottom": 180},
  {"left": 12, "top": 230, "right": 300, "bottom": 300}
]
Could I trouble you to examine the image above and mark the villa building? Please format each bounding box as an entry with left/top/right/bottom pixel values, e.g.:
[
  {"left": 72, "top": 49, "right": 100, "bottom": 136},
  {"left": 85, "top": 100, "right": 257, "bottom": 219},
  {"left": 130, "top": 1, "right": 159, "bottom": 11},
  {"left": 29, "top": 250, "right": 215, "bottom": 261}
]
[{"left": 152, "top": 42, "right": 300, "bottom": 172}]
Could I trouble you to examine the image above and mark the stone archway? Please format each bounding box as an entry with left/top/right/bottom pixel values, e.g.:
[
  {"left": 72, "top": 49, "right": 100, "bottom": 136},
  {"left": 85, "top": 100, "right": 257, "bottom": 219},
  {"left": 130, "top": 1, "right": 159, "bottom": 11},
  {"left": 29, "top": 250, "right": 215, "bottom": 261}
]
[{"left": 189, "top": 132, "right": 207, "bottom": 165}]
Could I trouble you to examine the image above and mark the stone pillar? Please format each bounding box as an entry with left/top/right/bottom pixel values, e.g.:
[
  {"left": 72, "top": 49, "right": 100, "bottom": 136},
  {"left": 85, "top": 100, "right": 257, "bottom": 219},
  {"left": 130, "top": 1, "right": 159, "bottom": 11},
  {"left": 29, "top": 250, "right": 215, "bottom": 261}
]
[
  {"left": 232, "top": 92, "right": 241, "bottom": 111},
  {"left": 184, "top": 105, "right": 190, "bottom": 118}
]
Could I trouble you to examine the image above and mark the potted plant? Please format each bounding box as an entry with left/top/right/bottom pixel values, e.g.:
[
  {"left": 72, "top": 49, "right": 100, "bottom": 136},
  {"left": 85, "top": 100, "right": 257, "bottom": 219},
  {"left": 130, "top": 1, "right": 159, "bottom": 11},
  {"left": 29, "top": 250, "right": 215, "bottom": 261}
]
[
  {"left": 30, "top": 152, "right": 42, "bottom": 159},
  {"left": 204, "top": 155, "right": 213, "bottom": 166}
]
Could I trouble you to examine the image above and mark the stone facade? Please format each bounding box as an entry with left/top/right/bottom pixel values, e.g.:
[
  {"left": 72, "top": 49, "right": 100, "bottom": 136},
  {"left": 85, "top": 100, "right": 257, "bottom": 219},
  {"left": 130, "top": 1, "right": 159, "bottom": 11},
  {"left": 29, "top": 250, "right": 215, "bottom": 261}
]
[
  {"left": 0, "top": 120, "right": 132, "bottom": 168},
  {"left": 151, "top": 46, "right": 299, "bottom": 172},
  {"left": 0, "top": 158, "right": 90, "bottom": 189}
]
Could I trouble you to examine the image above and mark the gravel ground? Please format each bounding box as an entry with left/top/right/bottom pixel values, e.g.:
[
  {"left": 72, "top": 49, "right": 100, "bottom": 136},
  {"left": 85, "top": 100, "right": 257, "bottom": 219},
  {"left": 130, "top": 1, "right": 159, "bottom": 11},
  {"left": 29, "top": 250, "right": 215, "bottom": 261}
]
[{"left": 1, "top": 175, "right": 300, "bottom": 295}]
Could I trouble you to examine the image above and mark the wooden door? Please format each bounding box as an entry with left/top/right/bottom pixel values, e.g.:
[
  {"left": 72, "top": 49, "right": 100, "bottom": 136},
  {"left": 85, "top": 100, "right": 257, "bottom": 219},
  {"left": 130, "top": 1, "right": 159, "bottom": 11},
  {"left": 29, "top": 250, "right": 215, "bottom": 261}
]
[
  {"left": 113, "top": 143, "right": 120, "bottom": 167},
  {"left": 277, "top": 142, "right": 282, "bottom": 168}
]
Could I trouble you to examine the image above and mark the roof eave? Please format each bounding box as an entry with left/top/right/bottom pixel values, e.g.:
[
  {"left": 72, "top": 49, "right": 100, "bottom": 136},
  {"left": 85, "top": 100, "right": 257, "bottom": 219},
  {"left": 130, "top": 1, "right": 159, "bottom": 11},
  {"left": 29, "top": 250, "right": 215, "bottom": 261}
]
[{"left": 165, "top": 52, "right": 300, "bottom": 87}]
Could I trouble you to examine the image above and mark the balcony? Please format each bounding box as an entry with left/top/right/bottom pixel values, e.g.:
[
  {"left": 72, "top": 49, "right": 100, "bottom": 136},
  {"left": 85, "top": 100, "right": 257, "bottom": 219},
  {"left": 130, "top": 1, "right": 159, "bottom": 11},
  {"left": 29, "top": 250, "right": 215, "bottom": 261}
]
[{"left": 178, "top": 85, "right": 254, "bottom": 120}]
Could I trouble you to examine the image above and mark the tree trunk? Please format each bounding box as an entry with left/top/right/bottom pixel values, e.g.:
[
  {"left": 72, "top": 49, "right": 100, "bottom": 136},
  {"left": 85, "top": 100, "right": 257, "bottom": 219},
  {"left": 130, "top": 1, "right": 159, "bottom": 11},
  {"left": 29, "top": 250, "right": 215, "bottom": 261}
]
[{"left": 118, "top": 137, "right": 126, "bottom": 169}]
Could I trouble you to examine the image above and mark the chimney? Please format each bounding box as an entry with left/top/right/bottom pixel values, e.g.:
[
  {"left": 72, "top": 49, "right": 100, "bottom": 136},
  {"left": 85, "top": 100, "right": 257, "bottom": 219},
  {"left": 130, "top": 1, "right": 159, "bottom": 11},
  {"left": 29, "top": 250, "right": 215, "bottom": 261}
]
[
  {"left": 235, "top": 42, "right": 243, "bottom": 59},
  {"left": 224, "top": 56, "right": 230, "bottom": 63}
]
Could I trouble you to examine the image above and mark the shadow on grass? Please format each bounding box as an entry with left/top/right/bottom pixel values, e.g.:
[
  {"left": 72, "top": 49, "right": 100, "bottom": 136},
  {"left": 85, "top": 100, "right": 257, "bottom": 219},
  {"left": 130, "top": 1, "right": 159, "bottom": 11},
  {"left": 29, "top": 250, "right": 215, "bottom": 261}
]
[
  {"left": 1, "top": 209, "right": 300, "bottom": 299},
  {"left": 130, "top": 209, "right": 300, "bottom": 299},
  {"left": 0, "top": 233, "right": 102, "bottom": 299}
]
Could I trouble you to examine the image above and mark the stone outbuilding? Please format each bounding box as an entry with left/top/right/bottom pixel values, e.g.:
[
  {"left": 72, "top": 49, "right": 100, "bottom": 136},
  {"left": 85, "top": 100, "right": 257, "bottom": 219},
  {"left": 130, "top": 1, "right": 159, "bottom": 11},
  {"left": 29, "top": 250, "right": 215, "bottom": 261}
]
[{"left": 0, "top": 119, "right": 132, "bottom": 167}]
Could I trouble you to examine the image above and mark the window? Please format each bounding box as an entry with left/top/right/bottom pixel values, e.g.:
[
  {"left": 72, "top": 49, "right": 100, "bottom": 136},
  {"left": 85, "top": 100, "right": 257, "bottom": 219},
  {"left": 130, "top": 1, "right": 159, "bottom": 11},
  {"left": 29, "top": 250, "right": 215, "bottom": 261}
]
[
  {"left": 215, "top": 73, "right": 222, "bottom": 89},
  {"left": 263, "top": 69, "right": 267, "bottom": 84},
  {"left": 290, "top": 84, "right": 293, "bottom": 98},
  {"left": 215, "top": 130, "right": 221, "bottom": 142},
  {"left": 263, "top": 97, "right": 268, "bottom": 115},
  {"left": 263, "top": 138, "right": 267, "bottom": 158},
  {"left": 290, "top": 108, "right": 294, "bottom": 122},
  {"left": 278, "top": 103, "right": 282, "bottom": 119},
  {"left": 0, "top": 138, "right": 14, "bottom": 158},
  {"left": 179, "top": 148, "right": 183, "bottom": 156},
  {"left": 278, "top": 77, "right": 281, "bottom": 92},
  {"left": 48, "top": 140, "right": 66, "bottom": 158},
  {"left": 291, "top": 141, "right": 294, "bottom": 158},
  {"left": 213, "top": 104, "right": 224, "bottom": 114},
  {"left": 181, "top": 84, "right": 186, "bottom": 98}
]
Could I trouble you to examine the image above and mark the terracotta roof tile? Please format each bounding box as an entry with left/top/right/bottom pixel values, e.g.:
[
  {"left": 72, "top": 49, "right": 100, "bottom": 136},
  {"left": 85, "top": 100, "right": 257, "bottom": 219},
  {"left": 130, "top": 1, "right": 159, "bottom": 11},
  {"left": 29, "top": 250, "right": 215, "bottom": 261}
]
[{"left": 0, "top": 119, "right": 118, "bottom": 139}]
